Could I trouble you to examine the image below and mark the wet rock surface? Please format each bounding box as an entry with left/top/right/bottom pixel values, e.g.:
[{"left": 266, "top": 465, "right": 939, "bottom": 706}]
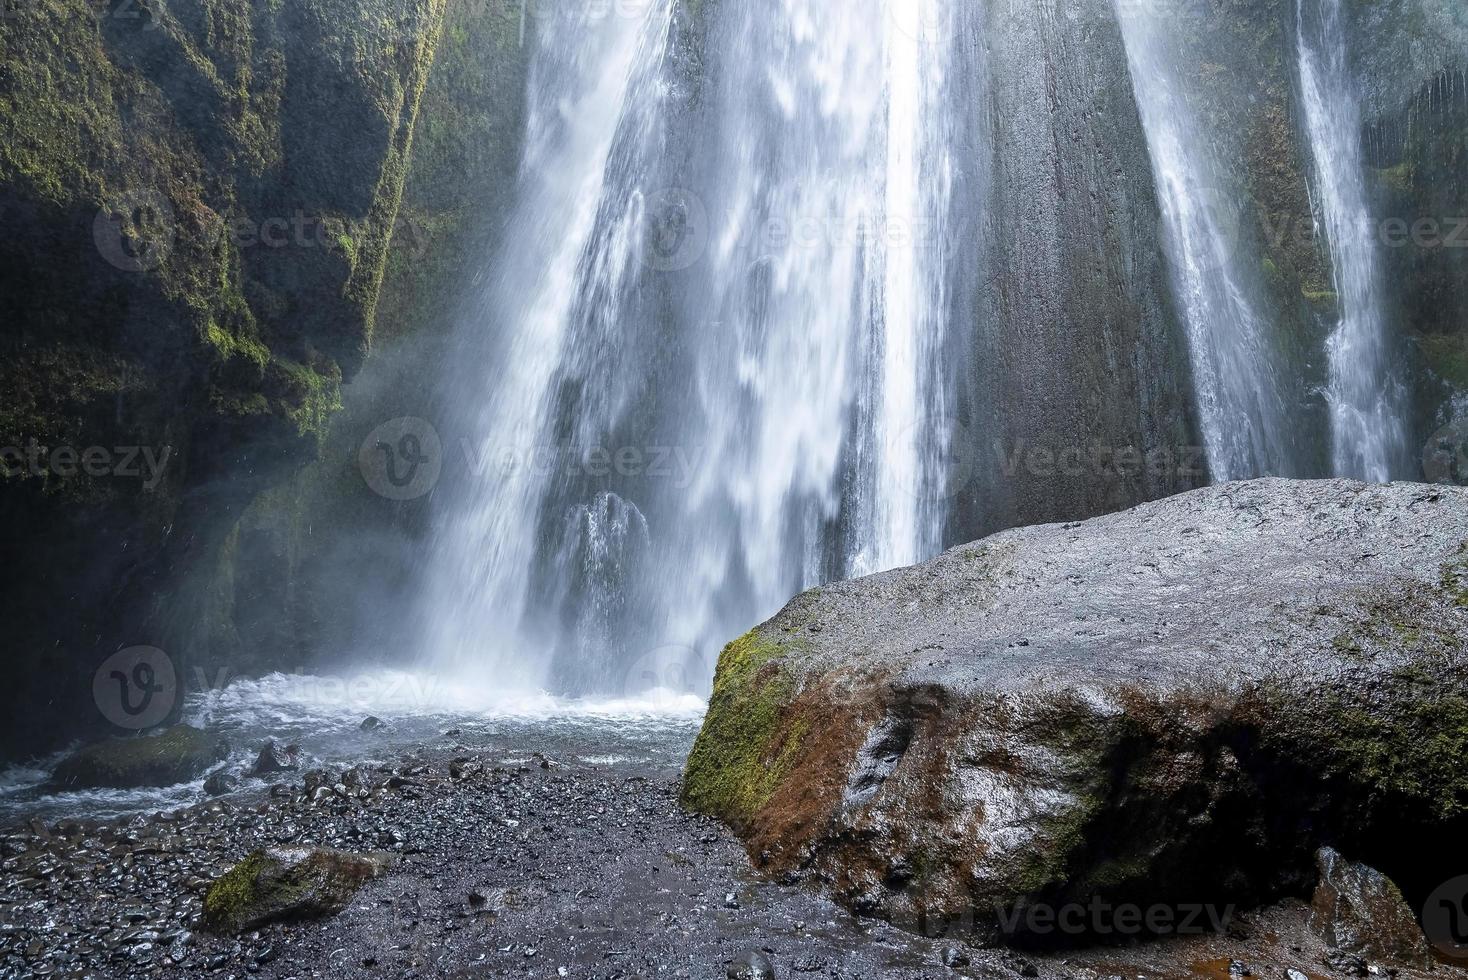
[
  {"left": 683, "top": 479, "right": 1468, "bottom": 945},
  {"left": 1310, "top": 848, "right": 1433, "bottom": 969},
  {"left": 49, "top": 728, "right": 230, "bottom": 791},
  {"left": 3, "top": 735, "right": 1455, "bottom": 980}
]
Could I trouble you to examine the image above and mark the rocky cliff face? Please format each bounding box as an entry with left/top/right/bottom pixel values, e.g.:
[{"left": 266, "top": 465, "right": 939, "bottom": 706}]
[
  {"left": 0, "top": 0, "right": 447, "bottom": 753},
  {"left": 957, "top": 0, "right": 1205, "bottom": 536},
  {"left": 1351, "top": 0, "right": 1468, "bottom": 442},
  {"left": 156, "top": 0, "right": 534, "bottom": 683},
  {"left": 684, "top": 479, "right": 1468, "bottom": 944}
]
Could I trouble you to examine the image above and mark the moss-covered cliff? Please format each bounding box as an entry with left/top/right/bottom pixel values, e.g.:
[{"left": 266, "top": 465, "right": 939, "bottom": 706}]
[
  {"left": 0, "top": 0, "right": 446, "bottom": 753},
  {"left": 158, "top": 0, "right": 534, "bottom": 681}
]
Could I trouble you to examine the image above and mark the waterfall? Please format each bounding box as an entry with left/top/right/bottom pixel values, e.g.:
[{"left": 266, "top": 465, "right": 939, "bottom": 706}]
[
  {"left": 1115, "top": 0, "right": 1296, "bottom": 482},
  {"left": 417, "top": 0, "right": 678, "bottom": 692},
  {"left": 1296, "top": 0, "right": 1409, "bottom": 482},
  {"left": 417, "top": 0, "right": 967, "bottom": 699}
]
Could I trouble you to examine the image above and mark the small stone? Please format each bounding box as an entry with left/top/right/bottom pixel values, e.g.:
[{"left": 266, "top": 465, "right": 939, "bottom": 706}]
[
  {"left": 728, "top": 951, "right": 776, "bottom": 980},
  {"left": 203, "top": 772, "right": 237, "bottom": 797},
  {"left": 360, "top": 716, "right": 385, "bottom": 731},
  {"left": 941, "top": 946, "right": 970, "bottom": 967},
  {"left": 250, "top": 741, "right": 299, "bottom": 776},
  {"left": 1311, "top": 848, "right": 1432, "bottom": 969},
  {"left": 1287, "top": 971, "right": 1310, "bottom": 980}
]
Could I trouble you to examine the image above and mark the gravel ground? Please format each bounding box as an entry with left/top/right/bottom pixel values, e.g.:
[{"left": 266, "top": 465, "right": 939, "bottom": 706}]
[{"left": 1, "top": 738, "right": 1461, "bottom": 980}]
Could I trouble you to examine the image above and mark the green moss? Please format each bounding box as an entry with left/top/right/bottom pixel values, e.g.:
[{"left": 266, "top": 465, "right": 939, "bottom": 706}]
[
  {"left": 50, "top": 726, "right": 226, "bottom": 788},
  {"left": 1372, "top": 161, "right": 1415, "bottom": 196},
  {"left": 1012, "top": 793, "right": 1103, "bottom": 894},
  {"left": 1418, "top": 334, "right": 1468, "bottom": 392},
  {"left": 1314, "top": 694, "right": 1468, "bottom": 821},
  {"left": 203, "top": 852, "right": 273, "bottom": 932},
  {"left": 681, "top": 630, "right": 805, "bottom": 826},
  {"left": 270, "top": 358, "right": 343, "bottom": 442},
  {"left": 204, "top": 321, "right": 271, "bottom": 375}
]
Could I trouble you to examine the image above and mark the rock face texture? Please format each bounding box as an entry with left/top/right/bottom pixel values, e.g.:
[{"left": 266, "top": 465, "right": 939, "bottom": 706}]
[
  {"left": 961, "top": 0, "right": 1203, "bottom": 534},
  {"left": 683, "top": 479, "right": 1468, "bottom": 946}
]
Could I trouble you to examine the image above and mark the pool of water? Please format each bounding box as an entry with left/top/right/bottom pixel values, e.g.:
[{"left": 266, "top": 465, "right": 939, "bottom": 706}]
[{"left": 0, "top": 670, "right": 706, "bottom": 825}]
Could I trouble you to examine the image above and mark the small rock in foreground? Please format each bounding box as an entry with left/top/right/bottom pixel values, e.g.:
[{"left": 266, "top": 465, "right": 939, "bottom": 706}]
[
  {"left": 202, "top": 847, "right": 395, "bottom": 934},
  {"left": 251, "top": 740, "right": 300, "bottom": 775},
  {"left": 1311, "top": 847, "right": 1432, "bottom": 969}
]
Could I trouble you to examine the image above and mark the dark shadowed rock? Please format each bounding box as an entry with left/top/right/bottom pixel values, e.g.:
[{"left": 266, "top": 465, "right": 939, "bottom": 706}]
[
  {"left": 50, "top": 727, "right": 230, "bottom": 789},
  {"left": 360, "top": 716, "right": 385, "bottom": 731},
  {"left": 1311, "top": 847, "right": 1432, "bottom": 969},
  {"left": 252, "top": 741, "right": 301, "bottom": 776},
  {"left": 202, "top": 847, "right": 396, "bottom": 934},
  {"left": 203, "top": 772, "right": 239, "bottom": 797},
  {"left": 683, "top": 480, "right": 1468, "bottom": 944}
]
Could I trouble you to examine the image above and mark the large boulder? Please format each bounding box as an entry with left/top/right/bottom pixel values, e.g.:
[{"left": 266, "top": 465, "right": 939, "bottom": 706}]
[
  {"left": 50, "top": 726, "right": 229, "bottom": 789},
  {"left": 683, "top": 479, "right": 1468, "bottom": 947},
  {"left": 202, "top": 847, "right": 396, "bottom": 934}
]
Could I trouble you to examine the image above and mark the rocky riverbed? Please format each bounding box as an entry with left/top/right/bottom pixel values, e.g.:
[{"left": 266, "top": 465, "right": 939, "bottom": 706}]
[{"left": 2, "top": 732, "right": 1460, "bottom": 980}]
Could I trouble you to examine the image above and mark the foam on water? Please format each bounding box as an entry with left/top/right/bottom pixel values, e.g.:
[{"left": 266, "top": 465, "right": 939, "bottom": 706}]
[{"left": 2, "top": 670, "right": 704, "bottom": 825}]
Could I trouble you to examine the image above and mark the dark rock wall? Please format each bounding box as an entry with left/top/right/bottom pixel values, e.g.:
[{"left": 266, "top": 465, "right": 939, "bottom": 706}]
[
  {"left": 959, "top": 0, "right": 1205, "bottom": 539},
  {"left": 0, "top": 0, "right": 448, "bottom": 754}
]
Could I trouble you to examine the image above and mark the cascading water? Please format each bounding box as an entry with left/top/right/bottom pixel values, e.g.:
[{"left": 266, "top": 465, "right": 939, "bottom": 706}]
[
  {"left": 418, "top": 0, "right": 968, "bottom": 699},
  {"left": 1115, "top": 0, "right": 1297, "bottom": 482},
  {"left": 418, "top": 0, "right": 678, "bottom": 694},
  {"left": 1296, "top": 0, "right": 1409, "bottom": 482}
]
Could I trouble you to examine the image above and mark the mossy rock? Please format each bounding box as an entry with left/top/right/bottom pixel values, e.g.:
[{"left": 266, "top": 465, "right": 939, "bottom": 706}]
[
  {"left": 682, "top": 629, "right": 805, "bottom": 827},
  {"left": 203, "top": 847, "right": 396, "bottom": 934},
  {"left": 49, "top": 725, "right": 229, "bottom": 789},
  {"left": 684, "top": 480, "right": 1468, "bottom": 946}
]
